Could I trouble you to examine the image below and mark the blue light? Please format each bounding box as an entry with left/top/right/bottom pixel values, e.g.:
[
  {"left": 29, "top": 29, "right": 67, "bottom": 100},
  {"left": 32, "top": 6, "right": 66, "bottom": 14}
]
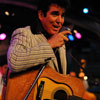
[
  {"left": 83, "top": 8, "right": 89, "bottom": 14},
  {"left": 68, "top": 34, "right": 74, "bottom": 41}
]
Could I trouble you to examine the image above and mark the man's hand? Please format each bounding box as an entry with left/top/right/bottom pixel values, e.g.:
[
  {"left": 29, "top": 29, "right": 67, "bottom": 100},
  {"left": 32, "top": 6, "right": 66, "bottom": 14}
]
[{"left": 48, "top": 30, "right": 72, "bottom": 48}]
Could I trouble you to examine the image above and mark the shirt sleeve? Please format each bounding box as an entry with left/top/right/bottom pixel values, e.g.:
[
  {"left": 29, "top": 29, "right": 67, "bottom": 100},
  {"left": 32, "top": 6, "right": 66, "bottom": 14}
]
[{"left": 7, "top": 27, "right": 55, "bottom": 72}]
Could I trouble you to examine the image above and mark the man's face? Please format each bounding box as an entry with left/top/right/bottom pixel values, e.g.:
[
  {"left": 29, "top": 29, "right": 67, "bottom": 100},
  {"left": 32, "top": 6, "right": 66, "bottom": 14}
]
[{"left": 39, "top": 4, "right": 65, "bottom": 35}]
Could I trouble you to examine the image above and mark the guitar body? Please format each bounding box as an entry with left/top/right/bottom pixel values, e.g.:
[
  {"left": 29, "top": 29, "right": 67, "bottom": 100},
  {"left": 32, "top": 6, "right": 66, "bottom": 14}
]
[
  {"left": 4, "top": 66, "right": 85, "bottom": 100},
  {"left": 33, "top": 77, "right": 73, "bottom": 100}
]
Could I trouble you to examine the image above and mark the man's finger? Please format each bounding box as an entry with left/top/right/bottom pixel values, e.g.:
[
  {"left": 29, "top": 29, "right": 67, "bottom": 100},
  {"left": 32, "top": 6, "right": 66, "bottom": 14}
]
[
  {"left": 63, "top": 35, "right": 69, "bottom": 41},
  {"left": 59, "top": 30, "right": 72, "bottom": 35}
]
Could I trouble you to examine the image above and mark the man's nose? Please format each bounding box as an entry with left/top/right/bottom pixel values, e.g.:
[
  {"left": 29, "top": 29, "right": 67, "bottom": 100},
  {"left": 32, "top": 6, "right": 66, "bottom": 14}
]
[{"left": 56, "top": 16, "right": 62, "bottom": 23}]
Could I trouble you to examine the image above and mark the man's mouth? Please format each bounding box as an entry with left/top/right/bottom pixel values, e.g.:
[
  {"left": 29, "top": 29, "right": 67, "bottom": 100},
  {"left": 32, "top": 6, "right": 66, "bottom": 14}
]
[
  {"left": 53, "top": 25, "right": 59, "bottom": 28},
  {"left": 53, "top": 25, "right": 61, "bottom": 30}
]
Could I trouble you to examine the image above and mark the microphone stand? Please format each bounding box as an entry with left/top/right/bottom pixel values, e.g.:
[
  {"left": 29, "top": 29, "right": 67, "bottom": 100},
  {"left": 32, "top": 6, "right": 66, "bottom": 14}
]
[
  {"left": 69, "top": 53, "right": 85, "bottom": 71},
  {"left": 24, "top": 58, "right": 51, "bottom": 100}
]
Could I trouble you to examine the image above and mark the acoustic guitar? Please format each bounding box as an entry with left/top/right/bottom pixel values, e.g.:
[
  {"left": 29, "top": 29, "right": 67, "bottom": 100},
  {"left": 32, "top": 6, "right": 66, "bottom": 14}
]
[{"left": 3, "top": 65, "right": 86, "bottom": 100}]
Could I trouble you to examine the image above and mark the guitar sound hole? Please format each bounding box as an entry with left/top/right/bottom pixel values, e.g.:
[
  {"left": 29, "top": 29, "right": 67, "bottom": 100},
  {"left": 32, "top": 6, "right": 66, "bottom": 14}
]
[{"left": 54, "top": 90, "right": 67, "bottom": 100}]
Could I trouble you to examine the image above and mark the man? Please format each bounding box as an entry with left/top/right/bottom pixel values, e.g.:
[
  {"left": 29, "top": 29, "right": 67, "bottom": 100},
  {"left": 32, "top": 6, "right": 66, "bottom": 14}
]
[
  {"left": 7, "top": 0, "right": 71, "bottom": 74},
  {"left": 4, "top": 0, "right": 73, "bottom": 99}
]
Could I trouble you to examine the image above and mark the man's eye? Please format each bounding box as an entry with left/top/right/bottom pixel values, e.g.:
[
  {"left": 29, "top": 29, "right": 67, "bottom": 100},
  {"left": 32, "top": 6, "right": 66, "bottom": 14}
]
[
  {"left": 61, "top": 13, "right": 65, "bottom": 17},
  {"left": 51, "top": 12, "right": 59, "bottom": 16}
]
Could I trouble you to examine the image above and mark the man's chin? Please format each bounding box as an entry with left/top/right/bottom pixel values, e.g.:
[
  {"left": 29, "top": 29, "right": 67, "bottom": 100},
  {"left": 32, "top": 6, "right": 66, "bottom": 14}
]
[
  {"left": 48, "top": 30, "right": 59, "bottom": 35},
  {"left": 52, "top": 30, "right": 59, "bottom": 34}
]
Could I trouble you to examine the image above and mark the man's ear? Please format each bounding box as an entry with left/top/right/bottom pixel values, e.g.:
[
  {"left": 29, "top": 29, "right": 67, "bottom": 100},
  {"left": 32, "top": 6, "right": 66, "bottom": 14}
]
[{"left": 38, "top": 10, "right": 44, "bottom": 20}]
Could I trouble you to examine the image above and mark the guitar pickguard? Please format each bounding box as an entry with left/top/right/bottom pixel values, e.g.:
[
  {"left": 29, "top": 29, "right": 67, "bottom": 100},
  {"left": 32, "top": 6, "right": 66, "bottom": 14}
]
[{"left": 34, "top": 77, "right": 73, "bottom": 100}]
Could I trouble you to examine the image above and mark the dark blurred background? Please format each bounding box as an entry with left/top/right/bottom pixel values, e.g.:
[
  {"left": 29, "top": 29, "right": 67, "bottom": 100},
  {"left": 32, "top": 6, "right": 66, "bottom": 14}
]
[{"left": 0, "top": 0, "right": 100, "bottom": 99}]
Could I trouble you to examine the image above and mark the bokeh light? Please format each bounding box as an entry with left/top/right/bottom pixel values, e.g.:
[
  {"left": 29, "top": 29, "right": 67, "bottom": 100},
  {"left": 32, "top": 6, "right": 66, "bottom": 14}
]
[{"left": 0, "top": 33, "right": 7, "bottom": 40}]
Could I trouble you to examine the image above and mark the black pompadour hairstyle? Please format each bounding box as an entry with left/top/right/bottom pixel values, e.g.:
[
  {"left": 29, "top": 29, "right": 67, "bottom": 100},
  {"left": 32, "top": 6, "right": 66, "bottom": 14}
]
[{"left": 37, "top": 0, "right": 71, "bottom": 16}]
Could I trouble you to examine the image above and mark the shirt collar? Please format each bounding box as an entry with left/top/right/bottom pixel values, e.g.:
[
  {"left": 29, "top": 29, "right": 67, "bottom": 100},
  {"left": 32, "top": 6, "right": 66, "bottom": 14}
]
[{"left": 31, "top": 18, "right": 51, "bottom": 39}]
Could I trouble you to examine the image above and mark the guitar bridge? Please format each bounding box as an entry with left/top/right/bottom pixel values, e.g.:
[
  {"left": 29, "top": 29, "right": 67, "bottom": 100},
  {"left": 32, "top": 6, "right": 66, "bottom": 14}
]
[{"left": 36, "top": 81, "right": 45, "bottom": 100}]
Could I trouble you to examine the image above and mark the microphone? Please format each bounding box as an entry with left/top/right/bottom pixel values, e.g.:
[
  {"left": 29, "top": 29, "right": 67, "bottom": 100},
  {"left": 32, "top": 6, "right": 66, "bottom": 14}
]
[{"left": 60, "top": 26, "right": 74, "bottom": 41}]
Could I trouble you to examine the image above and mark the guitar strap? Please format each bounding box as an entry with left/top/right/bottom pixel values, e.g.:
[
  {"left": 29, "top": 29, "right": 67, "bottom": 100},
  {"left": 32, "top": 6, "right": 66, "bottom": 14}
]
[
  {"left": 69, "top": 95, "right": 86, "bottom": 100},
  {"left": 1, "top": 67, "right": 10, "bottom": 100},
  {"left": 53, "top": 48, "right": 62, "bottom": 74},
  {"left": 2, "top": 67, "right": 9, "bottom": 86},
  {"left": 55, "top": 48, "right": 62, "bottom": 74}
]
